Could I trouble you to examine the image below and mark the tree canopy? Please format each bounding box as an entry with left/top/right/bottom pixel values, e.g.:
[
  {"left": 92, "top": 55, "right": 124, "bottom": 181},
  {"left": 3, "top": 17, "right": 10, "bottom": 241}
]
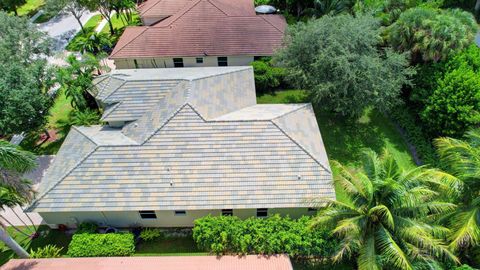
[
  {"left": 275, "top": 14, "right": 413, "bottom": 118},
  {"left": 0, "top": 12, "right": 54, "bottom": 136},
  {"left": 387, "top": 7, "right": 477, "bottom": 63}
]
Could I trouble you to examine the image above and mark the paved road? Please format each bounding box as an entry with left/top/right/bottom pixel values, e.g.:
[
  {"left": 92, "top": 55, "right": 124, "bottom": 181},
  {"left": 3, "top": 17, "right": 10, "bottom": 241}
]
[{"left": 37, "top": 10, "right": 96, "bottom": 53}]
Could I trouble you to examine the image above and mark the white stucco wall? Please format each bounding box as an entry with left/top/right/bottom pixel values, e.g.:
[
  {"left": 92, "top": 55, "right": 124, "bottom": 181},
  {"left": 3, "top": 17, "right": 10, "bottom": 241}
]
[
  {"left": 113, "top": 56, "right": 256, "bottom": 69},
  {"left": 39, "top": 208, "right": 315, "bottom": 228}
]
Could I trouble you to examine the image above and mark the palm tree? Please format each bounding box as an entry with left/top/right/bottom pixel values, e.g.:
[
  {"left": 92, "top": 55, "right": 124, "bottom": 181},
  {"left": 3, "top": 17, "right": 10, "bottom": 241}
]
[
  {"left": 435, "top": 129, "right": 480, "bottom": 255},
  {"left": 311, "top": 149, "right": 459, "bottom": 270},
  {"left": 0, "top": 140, "right": 36, "bottom": 258}
]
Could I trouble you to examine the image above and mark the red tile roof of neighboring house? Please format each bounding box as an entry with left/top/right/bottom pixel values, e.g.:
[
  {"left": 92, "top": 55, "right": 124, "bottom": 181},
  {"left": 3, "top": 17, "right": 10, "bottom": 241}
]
[
  {"left": 1, "top": 255, "right": 293, "bottom": 270},
  {"left": 110, "top": 0, "right": 286, "bottom": 59},
  {"left": 138, "top": 0, "right": 192, "bottom": 18}
]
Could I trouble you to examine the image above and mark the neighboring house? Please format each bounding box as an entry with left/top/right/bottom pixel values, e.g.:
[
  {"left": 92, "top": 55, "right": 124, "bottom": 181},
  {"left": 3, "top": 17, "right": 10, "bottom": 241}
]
[
  {"left": 1, "top": 255, "right": 293, "bottom": 270},
  {"left": 111, "top": 0, "right": 286, "bottom": 69},
  {"left": 27, "top": 67, "right": 334, "bottom": 228}
]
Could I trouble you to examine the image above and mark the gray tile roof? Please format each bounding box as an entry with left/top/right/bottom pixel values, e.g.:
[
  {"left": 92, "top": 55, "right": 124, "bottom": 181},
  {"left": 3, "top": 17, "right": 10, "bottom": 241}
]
[{"left": 28, "top": 67, "right": 334, "bottom": 212}]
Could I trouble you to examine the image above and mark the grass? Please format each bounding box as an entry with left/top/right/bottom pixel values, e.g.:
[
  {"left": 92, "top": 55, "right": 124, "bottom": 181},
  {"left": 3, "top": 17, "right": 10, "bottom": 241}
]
[
  {"left": 257, "top": 89, "right": 415, "bottom": 202},
  {"left": 101, "top": 13, "right": 140, "bottom": 34},
  {"left": 0, "top": 226, "right": 71, "bottom": 265},
  {"left": 16, "top": 0, "right": 45, "bottom": 17},
  {"left": 47, "top": 90, "right": 73, "bottom": 130},
  {"left": 66, "top": 14, "right": 103, "bottom": 51},
  {"left": 135, "top": 236, "right": 207, "bottom": 256}
]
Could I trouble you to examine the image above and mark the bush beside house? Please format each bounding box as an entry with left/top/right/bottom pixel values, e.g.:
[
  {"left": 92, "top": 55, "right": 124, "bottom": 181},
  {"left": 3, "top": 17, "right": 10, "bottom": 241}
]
[{"left": 67, "top": 233, "right": 135, "bottom": 257}]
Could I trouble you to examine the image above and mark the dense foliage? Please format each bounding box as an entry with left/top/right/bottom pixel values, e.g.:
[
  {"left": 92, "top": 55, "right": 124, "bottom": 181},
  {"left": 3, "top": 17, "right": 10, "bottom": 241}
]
[
  {"left": 314, "top": 149, "right": 459, "bottom": 269},
  {"left": 387, "top": 7, "right": 477, "bottom": 63},
  {"left": 29, "top": 245, "right": 63, "bottom": 258},
  {"left": 67, "top": 233, "right": 135, "bottom": 257},
  {"left": 251, "top": 60, "right": 287, "bottom": 93},
  {"left": 193, "top": 215, "right": 336, "bottom": 258},
  {"left": 276, "top": 14, "right": 413, "bottom": 118},
  {"left": 0, "top": 12, "right": 55, "bottom": 136},
  {"left": 140, "top": 228, "right": 164, "bottom": 242},
  {"left": 75, "top": 222, "right": 98, "bottom": 234},
  {"left": 0, "top": 0, "right": 26, "bottom": 15}
]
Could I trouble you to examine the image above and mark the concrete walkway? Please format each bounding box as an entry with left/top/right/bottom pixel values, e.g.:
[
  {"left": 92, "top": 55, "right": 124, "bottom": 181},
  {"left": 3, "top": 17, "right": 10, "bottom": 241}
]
[{"left": 0, "top": 156, "right": 54, "bottom": 227}]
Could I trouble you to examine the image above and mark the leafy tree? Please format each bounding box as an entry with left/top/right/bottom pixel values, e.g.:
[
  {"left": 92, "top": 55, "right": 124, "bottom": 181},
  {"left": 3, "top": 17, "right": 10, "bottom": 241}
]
[
  {"left": 75, "top": 32, "right": 112, "bottom": 55},
  {"left": 57, "top": 54, "right": 100, "bottom": 110},
  {"left": 45, "top": 0, "right": 90, "bottom": 33},
  {"left": 83, "top": 0, "right": 135, "bottom": 35},
  {"left": 0, "top": 12, "right": 54, "bottom": 136},
  {"left": 311, "top": 149, "right": 460, "bottom": 269},
  {"left": 0, "top": 0, "right": 26, "bottom": 16},
  {"left": 251, "top": 60, "right": 280, "bottom": 93},
  {"left": 0, "top": 140, "right": 37, "bottom": 258},
  {"left": 435, "top": 130, "right": 480, "bottom": 255},
  {"left": 387, "top": 7, "right": 477, "bottom": 63},
  {"left": 421, "top": 66, "right": 480, "bottom": 137},
  {"left": 275, "top": 14, "right": 413, "bottom": 118}
]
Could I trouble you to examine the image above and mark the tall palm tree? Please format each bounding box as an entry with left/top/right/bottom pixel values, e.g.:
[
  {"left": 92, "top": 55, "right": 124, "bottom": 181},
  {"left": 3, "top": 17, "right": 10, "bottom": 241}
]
[
  {"left": 311, "top": 149, "right": 459, "bottom": 270},
  {"left": 0, "top": 140, "right": 36, "bottom": 258},
  {"left": 435, "top": 129, "right": 480, "bottom": 254}
]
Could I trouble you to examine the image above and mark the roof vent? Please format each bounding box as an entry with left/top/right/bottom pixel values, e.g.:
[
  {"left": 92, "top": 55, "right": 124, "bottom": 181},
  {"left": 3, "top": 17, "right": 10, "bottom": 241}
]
[
  {"left": 170, "top": 180, "right": 173, "bottom": 186},
  {"left": 255, "top": 5, "right": 277, "bottom": 14},
  {"left": 297, "top": 175, "right": 302, "bottom": 180}
]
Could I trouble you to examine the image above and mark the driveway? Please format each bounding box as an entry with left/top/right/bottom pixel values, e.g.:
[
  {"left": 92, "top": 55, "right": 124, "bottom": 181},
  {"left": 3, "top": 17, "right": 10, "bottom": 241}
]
[
  {"left": 0, "top": 156, "right": 54, "bottom": 227},
  {"left": 37, "top": 10, "right": 96, "bottom": 53}
]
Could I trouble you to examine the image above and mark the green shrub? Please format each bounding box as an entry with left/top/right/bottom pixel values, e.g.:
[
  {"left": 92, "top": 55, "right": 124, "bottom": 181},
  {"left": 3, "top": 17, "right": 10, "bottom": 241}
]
[
  {"left": 30, "top": 245, "right": 63, "bottom": 258},
  {"left": 251, "top": 60, "right": 280, "bottom": 93},
  {"left": 140, "top": 228, "right": 164, "bottom": 242},
  {"left": 454, "top": 265, "right": 477, "bottom": 270},
  {"left": 67, "top": 233, "right": 135, "bottom": 257},
  {"left": 76, "top": 222, "right": 98, "bottom": 234},
  {"left": 192, "top": 215, "right": 336, "bottom": 258}
]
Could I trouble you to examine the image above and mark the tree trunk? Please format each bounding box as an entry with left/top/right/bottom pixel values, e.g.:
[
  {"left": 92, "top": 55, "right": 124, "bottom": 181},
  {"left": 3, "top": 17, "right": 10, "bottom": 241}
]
[
  {"left": 13, "top": 9, "right": 18, "bottom": 16},
  {"left": 0, "top": 227, "right": 29, "bottom": 258},
  {"left": 73, "top": 13, "right": 86, "bottom": 34},
  {"left": 107, "top": 18, "right": 115, "bottom": 35}
]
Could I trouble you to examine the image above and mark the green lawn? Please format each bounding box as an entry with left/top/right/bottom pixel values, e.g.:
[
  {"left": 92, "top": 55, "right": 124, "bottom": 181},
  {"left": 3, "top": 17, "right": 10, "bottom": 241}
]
[
  {"left": 16, "top": 0, "right": 45, "bottom": 17},
  {"left": 0, "top": 226, "right": 71, "bottom": 265},
  {"left": 47, "top": 90, "right": 73, "bottom": 130},
  {"left": 135, "top": 236, "right": 207, "bottom": 256},
  {"left": 101, "top": 12, "right": 140, "bottom": 34},
  {"left": 257, "top": 89, "right": 414, "bottom": 202}
]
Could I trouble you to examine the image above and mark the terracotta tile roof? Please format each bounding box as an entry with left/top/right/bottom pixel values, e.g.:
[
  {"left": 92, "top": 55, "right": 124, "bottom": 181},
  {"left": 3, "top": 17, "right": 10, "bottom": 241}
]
[
  {"left": 111, "top": 0, "right": 286, "bottom": 59},
  {"left": 138, "top": 0, "right": 192, "bottom": 17},
  {"left": 1, "top": 255, "right": 294, "bottom": 270}
]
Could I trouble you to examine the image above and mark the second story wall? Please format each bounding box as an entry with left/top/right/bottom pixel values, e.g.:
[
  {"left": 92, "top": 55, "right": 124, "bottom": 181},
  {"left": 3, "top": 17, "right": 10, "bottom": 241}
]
[{"left": 114, "top": 55, "right": 256, "bottom": 69}]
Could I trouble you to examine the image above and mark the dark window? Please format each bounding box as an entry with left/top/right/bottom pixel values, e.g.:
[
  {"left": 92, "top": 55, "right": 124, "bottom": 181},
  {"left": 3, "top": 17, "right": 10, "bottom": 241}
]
[
  {"left": 222, "top": 209, "right": 233, "bottom": 216},
  {"left": 254, "top": 56, "right": 262, "bottom": 61},
  {"left": 173, "top": 58, "right": 184, "bottom": 68},
  {"left": 139, "top": 210, "right": 157, "bottom": 219},
  {"left": 308, "top": 208, "right": 317, "bottom": 212},
  {"left": 196, "top": 57, "right": 204, "bottom": 64},
  {"left": 256, "top": 208, "right": 268, "bottom": 218},
  {"left": 174, "top": 210, "right": 186, "bottom": 216},
  {"left": 134, "top": 59, "right": 139, "bottom": 69},
  {"left": 217, "top": 57, "right": 228, "bottom": 66}
]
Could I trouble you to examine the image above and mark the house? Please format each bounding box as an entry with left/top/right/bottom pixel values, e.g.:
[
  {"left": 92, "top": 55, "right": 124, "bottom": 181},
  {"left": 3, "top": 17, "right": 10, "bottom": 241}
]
[
  {"left": 110, "top": 0, "right": 287, "bottom": 69},
  {"left": 1, "top": 255, "right": 293, "bottom": 270},
  {"left": 27, "top": 67, "right": 334, "bottom": 228}
]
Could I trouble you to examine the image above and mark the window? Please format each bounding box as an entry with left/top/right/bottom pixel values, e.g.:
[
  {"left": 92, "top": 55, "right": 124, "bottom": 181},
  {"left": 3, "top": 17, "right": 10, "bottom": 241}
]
[
  {"left": 222, "top": 209, "right": 233, "bottom": 216},
  {"left": 254, "top": 56, "right": 262, "bottom": 61},
  {"left": 139, "top": 211, "right": 157, "bottom": 219},
  {"left": 174, "top": 210, "right": 186, "bottom": 216},
  {"left": 134, "top": 59, "right": 139, "bottom": 69},
  {"left": 308, "top": 208, "right": 317, "bottom": 212},
  {"left": 196, "top": 57, "right": 204, "bottom": 64},
  {"left": 173, "top": 58, "right": 184, "bottom": 68},
  {"left": 256, "top": 208, "right": 268, "bottom": 218},
  {"left": 217, "top": 57, "right": 228, "bottom": 66}
]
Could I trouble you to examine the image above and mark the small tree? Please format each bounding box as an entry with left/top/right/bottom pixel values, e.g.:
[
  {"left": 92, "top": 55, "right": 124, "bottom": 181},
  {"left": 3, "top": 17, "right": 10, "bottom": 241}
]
[
  {"left": 275, "top": 14, "right": 413, "bottom": 118},
  {"left": 388, "top": 7, "right": 477, "bottom": 63},
  {"left": 421, "top": 66, "right": 480, "bottom": 137},
  {"left": 83, "top": 0, "right": 117, "bottom": 35}
]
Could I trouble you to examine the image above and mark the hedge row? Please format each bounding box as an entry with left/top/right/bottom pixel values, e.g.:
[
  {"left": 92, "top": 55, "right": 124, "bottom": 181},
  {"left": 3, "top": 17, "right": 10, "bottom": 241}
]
[
  {"left": 192, "top": 215, "right": 336, "bottom": 258},
  {"left": 67, "top": 233, "right": 135, "bottom": 257}
]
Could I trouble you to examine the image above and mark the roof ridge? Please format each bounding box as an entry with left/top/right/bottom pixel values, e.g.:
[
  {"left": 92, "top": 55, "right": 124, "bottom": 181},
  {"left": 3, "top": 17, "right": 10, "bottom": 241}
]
[
  {"left": 155, "top": 0, "right": 202, "bottom": 27},
  {"left": 206, "top": 0, "right": 229, "bottom": 16},
  {"left": 26, "top": 127, "right": 99, "bottom": 212},
  {"left": 271, "top": 103, "right": 309, "bottom": 121},
  {"left": 259, "top": 15, "right": 285, "bottom": 33},
  {"left": 110, "top": 27, "right": 149, "bottom": 58},
  {"left": 100, "top": 102, "right": 122, "bottom": 121},
  {"left": 270, "top": 120, "right": 331, "bottom": 173},
  {"left": 140, "top": 0, "right": 164, "bottom": 15},
  {"left": 100, "top": 79, "right": 127, "bottom": 102}
]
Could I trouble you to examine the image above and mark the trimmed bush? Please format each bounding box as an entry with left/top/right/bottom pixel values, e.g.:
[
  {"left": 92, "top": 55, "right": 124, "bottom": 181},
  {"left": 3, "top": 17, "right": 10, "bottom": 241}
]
[
  {"left": 67, "top": 233, "right": 135, "bottom": 257},
  {"left": 251, "top": 60, "right": 280, "bottom": 93},
  {"left": 192, "top": 215, "right": 336, "bottom": 258},
  {"left": 76, "top": 222, "right": 98, "bottom": 234},
  {"left": 140, "top": 228, "right": 164, "bottom": 242},
  {"left": 30, "top": 245, "right": 63, "bottom": 258}
]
